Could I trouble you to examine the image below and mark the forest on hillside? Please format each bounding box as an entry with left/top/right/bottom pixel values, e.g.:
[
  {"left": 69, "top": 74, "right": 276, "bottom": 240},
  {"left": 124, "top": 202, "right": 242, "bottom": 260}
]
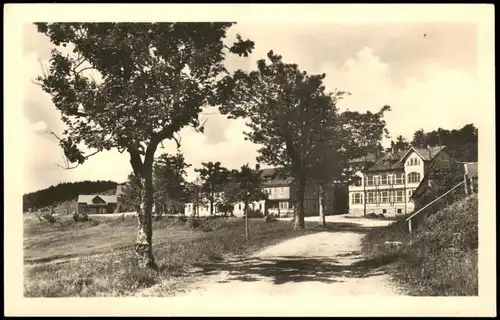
[
  {"left": 23, "top": 180, "right": 118, "bottom": 212},
  {"left": 388, "top": 124, "right": 478, "bottom": 163}
]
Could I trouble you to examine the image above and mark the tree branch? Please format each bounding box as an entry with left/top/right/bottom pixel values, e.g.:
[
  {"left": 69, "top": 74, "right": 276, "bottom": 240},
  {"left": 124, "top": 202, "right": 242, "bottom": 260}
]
[{"left": 173, "top": 133, "right": 182, "bottom": 149}]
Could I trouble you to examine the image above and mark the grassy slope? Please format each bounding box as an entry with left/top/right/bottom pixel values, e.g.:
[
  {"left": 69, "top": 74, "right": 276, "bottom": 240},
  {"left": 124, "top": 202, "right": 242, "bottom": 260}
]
[
  {"left": 24, "top": 215, "right": 320, "bottom": 297},
  {"left": 362, "top": 194, "right": 478, "bottom": 296}
]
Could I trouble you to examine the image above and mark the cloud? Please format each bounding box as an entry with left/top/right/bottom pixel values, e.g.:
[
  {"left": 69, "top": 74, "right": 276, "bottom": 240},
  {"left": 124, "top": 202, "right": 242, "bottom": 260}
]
[{"left": 22, "top": 23, "right": 480, "bottom": 193}]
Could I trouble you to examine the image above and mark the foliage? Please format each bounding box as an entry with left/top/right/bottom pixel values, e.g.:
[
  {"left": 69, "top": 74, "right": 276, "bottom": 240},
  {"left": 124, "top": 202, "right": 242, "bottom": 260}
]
[
  {"left": 218, "top": 51, "right": 342, "bottom": 229},
  {"left": 118, "top": 173, "right": 142, "bottom": 211},
  {"left": 35, "top": 23, "right": 254, "bottom": 172},
  {"left": 34, "top": 22, "right": 254, "bottom": 267},
  {"left": 73, "top": 210, "right": 90, "bottom": 222},
  {"left": 153, "top": 153, "right": 191, "bottom": 215},
  {"left": 184, "top": 178, "right": 206, "bottom": 217},
  {"left": 194, "top": 161, "right": 231, "bottom": 215},
  {"left": 23, "top": 180, "right": 118, "bottom": 212},
  {"left": 411, "top": 124, "right": 478, "bottom": 162},
  {"left": 388, "top": 135, "right": 410, "bottom": 152},
  {"left": 310, "top": 105, "right": 391, "bottom": 188},
  {"left": 414, "top": 159, "right": 465, "bottom": 216},
  {"left": 231, "top": 164, "right": 268, "bottom": 209},
  {"left": 362, "top": 194, "right": 478, "bottom": 296}
]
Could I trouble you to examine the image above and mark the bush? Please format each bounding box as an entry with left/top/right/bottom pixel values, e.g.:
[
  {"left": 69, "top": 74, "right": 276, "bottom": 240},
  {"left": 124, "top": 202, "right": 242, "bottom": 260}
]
[
  {"left": 245, "top": 208, "right": 263, "bottom": 218},
  {"left": 362, "top": 194, "right": 478, "bottom": 296},
  {"left": 264, "top": 215, "right": 278, "bottom": 223},
  {"left": 73, "top": 211, "right": 90, "bottom": 222}
]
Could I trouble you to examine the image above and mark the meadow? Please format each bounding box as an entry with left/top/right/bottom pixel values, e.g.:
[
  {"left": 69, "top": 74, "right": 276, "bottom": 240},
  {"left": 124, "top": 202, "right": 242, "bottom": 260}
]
[{"left": 24, "top": 214, "right": 320, "bottom": 297}]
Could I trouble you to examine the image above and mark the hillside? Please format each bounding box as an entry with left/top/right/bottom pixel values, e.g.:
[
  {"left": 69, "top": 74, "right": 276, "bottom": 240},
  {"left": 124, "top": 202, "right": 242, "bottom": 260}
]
[
  {"left": 362, "top": 194, "right": 478, "bottom": 296},
  {"left": 23, "top": 180, "right": 119, "bottom": 212}
]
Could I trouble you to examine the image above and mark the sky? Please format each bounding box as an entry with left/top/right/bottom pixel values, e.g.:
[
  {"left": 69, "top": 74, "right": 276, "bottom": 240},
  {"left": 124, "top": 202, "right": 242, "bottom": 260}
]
[{"left": 22, "top": 22, "right": 483, "bottom": 194}]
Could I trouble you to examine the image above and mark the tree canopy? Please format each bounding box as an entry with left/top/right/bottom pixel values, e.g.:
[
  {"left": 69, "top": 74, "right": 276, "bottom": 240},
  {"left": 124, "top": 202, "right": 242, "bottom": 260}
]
[
  {"left": 411, "top": 124, "right": 478, "bottom": 162},
  {"left": 194, "top": 161, "right": 231, "bottom": 216},
  {"left": 35, "top": 22, "right": 254, "bottom": 269},
  {"left": 217, "top": 50, "right": 391, "bottom": 229}
]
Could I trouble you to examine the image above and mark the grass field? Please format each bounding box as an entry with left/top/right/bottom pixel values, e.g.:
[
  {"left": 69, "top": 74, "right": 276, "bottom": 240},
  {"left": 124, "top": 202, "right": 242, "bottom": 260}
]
[
  {"left": 361, "top": 194, "right": 478, "bottom": 296},
  {"left": 24, "top": 214, "right": 321, "bottom": 297}
]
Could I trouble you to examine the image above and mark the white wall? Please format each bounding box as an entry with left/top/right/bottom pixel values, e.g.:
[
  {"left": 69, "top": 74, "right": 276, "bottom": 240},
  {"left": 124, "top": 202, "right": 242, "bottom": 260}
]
[
  {"left": 404, "top": 150, "right": 425, "bottom": 189},
  {"left": 263, "top": 186, "right": 290, "bottom": 200}
]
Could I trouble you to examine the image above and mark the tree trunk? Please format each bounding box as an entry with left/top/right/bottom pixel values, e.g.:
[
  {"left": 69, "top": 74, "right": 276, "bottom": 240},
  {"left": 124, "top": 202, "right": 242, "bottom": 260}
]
[
  {"left": 244, "top": 202, "right": 249, "bottom": 240},
  {"left": 363, "top": 176, "right": 367, "bottom": 217},
  {"left": 294, "top": 178, "right": 306, "bottom": 230},
  {"left": 318, "top": 184, "right": 326, "bottom": 226},
  {"left": 134, "top": 160, "right": 157, "bottom": 270},
  {"left": 210, "top": 192, "right": 214, "bottom": 216}
]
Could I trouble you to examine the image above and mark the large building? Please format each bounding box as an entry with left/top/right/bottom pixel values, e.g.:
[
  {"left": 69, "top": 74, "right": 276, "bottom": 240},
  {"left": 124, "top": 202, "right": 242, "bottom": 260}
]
[
  {"left": 348, "top": 145, "right": 450, "bottom": 217},
  {"left": 77, "top": 195, "right": 118, "bottom": 214},
  {"left": 184, "top": 165, "right": 338, "bottom": 218}
]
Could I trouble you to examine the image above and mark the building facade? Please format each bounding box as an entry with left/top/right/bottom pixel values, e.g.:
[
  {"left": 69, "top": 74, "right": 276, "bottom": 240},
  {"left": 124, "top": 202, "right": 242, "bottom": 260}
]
[
  {"left": 348, "top": 146, "right": 449, "bottom": 218},
  {"left": 184, "top": 166, "right": 337, "bottom": 218},
  {"left": 77, "top": 195, "right": 118, "bottom": 214}
]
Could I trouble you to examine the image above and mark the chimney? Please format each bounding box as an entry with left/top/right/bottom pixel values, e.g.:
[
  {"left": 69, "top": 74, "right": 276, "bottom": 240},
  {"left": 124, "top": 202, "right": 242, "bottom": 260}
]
[{"left": 255, "top": 163, "right": 260, "bottom": 171}]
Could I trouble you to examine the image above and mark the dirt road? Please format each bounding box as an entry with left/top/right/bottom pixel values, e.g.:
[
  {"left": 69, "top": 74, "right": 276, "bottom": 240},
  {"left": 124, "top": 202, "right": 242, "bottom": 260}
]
[{"left": 138, "top": 215, "right": 405, "bottom": 297}]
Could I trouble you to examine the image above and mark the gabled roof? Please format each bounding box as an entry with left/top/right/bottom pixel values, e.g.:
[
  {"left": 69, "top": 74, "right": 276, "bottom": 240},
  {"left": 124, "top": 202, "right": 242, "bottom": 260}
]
[
  {"left": 348, "top": 152, "right": 379, "bottom": 164},
  {"left": 77, "top": 195, "right": 117, "bottom": 204},
  {"left": 258, "top": 167, "right": 294, "bottom": 187},
  {"left": 365, "top": 150, "right": 408, "bottom": 172},
  {"left": 366, "top": 146, "right": 447, "bottom": 173},
  {"left": 401, "top": 146, "right": 447, "bottom": 163}
]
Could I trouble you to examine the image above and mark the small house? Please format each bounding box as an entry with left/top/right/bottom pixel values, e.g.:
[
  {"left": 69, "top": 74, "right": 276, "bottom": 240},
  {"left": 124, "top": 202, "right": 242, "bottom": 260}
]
[{"left": 77, "top": 195, "right": 118, "bottom": 214}]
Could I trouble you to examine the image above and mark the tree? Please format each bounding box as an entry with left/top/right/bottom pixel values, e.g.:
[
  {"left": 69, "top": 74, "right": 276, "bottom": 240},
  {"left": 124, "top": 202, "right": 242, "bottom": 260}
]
[
  {"left": 309, "top": 105, "right": 391, "bottom": 225},
  {"left": 185, "top": 177, "right": 205, "bottom": 218},
  {"left": 118, "top": 173, "right": 142, "bottom": 212},
  {"left": 34, "top": 22, "right": 254, "bottom": 269},
  {"left": 231, "top": 164, "right": 268, "bottom": 240},
  {"left": 216, "top": 178, "right": 239, "bottom": 216},
  {"left": 394, "top": 135, "right": 410, "bottom": 151},
  {"left": 194, "top": 161, "right": 231, "bottom": 216},
  {"left": 412, "top": 129, "right": 426, "bottom": 148},
  {"left": 410, "top": 124, "right": 478, "bottom": 162},
  {"left": 153, "top": 153, "right": 191, "bottom": 216},
  {"left": 218, "top": 51, "right": 347, "bottom": 230}
]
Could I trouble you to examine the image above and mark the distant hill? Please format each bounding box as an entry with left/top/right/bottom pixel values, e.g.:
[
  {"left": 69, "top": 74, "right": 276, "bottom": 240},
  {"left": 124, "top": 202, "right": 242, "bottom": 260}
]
[{"left": 23, "top": 180, "right": 120, "bottom": 212}]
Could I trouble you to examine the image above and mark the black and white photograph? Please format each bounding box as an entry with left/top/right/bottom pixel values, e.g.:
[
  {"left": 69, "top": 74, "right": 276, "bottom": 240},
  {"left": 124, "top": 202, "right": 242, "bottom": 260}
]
[{"left": 4, "top": 3, "right": 496, "bottom": 317}]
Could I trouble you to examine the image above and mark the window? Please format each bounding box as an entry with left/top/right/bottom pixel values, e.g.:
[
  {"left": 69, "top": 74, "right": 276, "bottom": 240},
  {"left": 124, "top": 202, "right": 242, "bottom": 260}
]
[
  {"left": 395, "top": 190, "right": 404, "bottom": 203},
  {"left": 381, "top": 191, "right": 389, "bottom": 203},
  {"left": 238, "top": 204, "right": 241, "bottom": 210},
  {"left": 397, "top": 209, "right": 402, "bottom": 214},
  {"left": 387, "top": 175, "right": 393, "bottom": 185},
  {"left": 354, "top": 177, "right": 362, "bottom": 186},
  {"left": 408, "top": 172, "right": 421, "bottom": 184},
  {"left": 352, "top": 193, "right": 363, "bottom": 204},
  {"left": 409, "top": 157, "right": 421, "bottom": 166},
  {"left": 367, "top": 175, "right": 378, "bottom": 186},
  {"left": 382, "top": 209, "right": 387, "bottom": 214},
  {"left": 381, "top": 174, "right": 388, "bottom": 185},
  {"left": 259, "top": 203, "right": 262, "bottom": 210},
  {"left": 280, "top": 188, "right": 284, "bottom": 195},
  {"left": 367, "top": 192, "right": 376, "bottom": 204},
  {"left": 395, "top": 173, "right": 404, "bottom": 184}
]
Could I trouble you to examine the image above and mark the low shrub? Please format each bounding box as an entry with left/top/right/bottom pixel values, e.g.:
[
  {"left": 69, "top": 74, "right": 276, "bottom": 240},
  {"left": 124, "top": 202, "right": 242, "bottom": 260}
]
[{"left": 362, "top": 194, "right": 478, "bottom": 296}]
